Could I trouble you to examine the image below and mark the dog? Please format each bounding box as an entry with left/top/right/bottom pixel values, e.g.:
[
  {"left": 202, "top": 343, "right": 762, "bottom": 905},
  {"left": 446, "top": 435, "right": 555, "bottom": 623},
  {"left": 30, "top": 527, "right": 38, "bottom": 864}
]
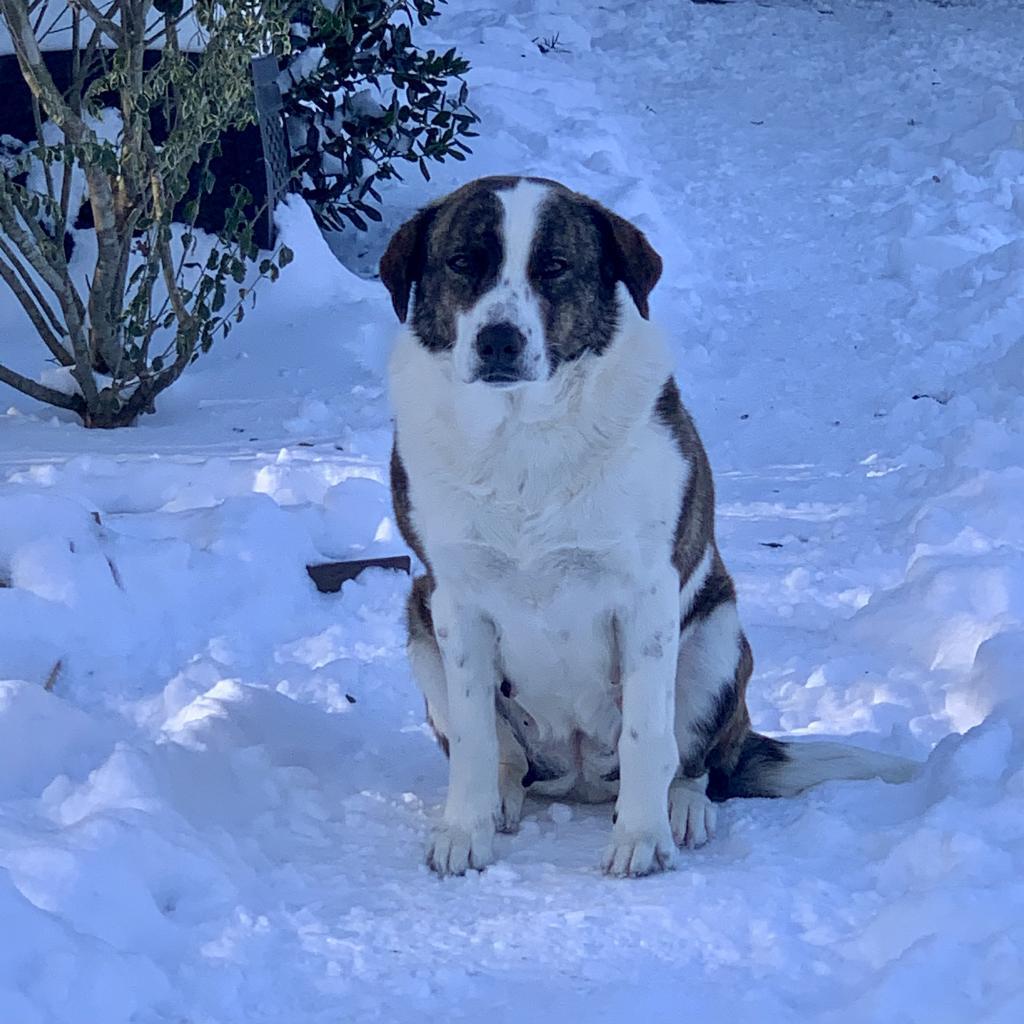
[{"left": 380, "top": 175, "right": 915, "bottom": 877}]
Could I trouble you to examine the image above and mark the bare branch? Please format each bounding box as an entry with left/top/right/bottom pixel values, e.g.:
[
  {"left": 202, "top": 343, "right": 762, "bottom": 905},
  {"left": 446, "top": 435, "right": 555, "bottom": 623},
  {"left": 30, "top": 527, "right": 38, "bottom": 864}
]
[
  {"left": 0, "top": 360, "right": 86, "bottom": 414},
  {"left": 29, "top": 93, "right": 60, "bottom": 213},
  {"left": 62, "top": 7, "right": 84, "bottom": 223},
  {"left": 144, "top": 142, "right": 195, "bottom": 341},
  {"left": 1, "top": 0, "right": 89, "bottom": 138},
  {"left": 70, "top": 12, "right": 108, "bottom": 106},
  {"left": 0, "top": 188, "right": 71, "bottom": 303},
  {"left": 0, "top": 194, "right": 98, "bottom": 403},
  {"left": 2, "top": 1, "right": 124, "bottom": 381},
  {"left": 67, "top": 0, "right": 124, "bottom": 46},
  {"left": 43, "top": 659, "right": 63, "bottom": 692},
  {"left": 6, "top": 178, "right": 65, "bottom": 261},
  {"left": 0, "top": 258, "right": 68, "bottom": 362},
  {"left": 28, "top": 0, "right": 46, "bottom": 33},
  {"left": 0, "top": 180, "right": 87, "bottom": 324},
  {"left": 0, "top": 232, "right": 68, "bottom": 332},
  {"left": 1, "top": 0, "right": 128, "bottom": 343},
  {"left": 0, "top": 240, "right": 72, "bottom": 366}
]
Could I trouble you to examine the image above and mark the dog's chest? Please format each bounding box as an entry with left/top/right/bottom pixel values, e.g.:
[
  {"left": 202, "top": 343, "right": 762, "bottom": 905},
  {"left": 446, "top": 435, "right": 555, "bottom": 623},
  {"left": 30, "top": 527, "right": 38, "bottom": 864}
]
[
  {"left": 408, "top": 415, "right": 685, "bottom": 776},
  {"left": 414, "top": 413, "right": 683, "bottom": 579}
]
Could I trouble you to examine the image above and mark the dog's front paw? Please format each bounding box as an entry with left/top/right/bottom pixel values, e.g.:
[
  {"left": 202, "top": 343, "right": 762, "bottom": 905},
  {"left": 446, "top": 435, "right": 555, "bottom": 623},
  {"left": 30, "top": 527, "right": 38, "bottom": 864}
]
[
  {"left": 601, "top": 824, "right": 677, "bottom": 878},
  {"left": 426, "top": 820, "right": 496, "bottom": 877},
  {"left": 669, "top": 776, "right": 717, "bottom": 849}
]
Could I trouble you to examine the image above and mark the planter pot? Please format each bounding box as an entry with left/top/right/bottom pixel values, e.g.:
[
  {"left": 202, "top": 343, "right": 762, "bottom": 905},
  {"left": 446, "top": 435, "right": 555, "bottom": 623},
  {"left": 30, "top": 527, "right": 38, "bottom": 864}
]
[{"left": 0, "top": 50, "right": 289, "bottom": 250}]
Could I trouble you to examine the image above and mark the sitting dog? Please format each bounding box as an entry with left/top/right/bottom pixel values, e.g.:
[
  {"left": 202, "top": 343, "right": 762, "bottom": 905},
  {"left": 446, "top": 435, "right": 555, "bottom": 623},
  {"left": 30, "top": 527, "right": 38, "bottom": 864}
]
[{"left": 381, "top": 175, "right": 914, "bottom": 877}]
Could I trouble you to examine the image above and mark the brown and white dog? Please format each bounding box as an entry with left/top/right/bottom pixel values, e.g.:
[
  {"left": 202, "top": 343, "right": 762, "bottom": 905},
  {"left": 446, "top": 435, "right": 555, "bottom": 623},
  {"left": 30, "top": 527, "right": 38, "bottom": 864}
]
[{"left": 381, "top": 175, "right": 914, "bottom": 878}]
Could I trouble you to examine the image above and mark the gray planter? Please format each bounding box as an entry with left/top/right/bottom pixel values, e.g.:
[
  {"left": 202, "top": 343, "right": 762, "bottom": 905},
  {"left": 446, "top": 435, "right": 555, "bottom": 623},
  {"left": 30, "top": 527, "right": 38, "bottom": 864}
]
[{"left": 251, "top": 54, "right": 293, "bottom": 248}]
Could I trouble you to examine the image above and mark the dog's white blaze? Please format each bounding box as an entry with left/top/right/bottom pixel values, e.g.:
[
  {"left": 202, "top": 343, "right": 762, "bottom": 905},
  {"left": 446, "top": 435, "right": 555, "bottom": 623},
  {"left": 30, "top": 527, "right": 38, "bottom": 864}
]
[
  {"left": 497, "top": 180, "right": 546, "bottom": 288},
  {"left": 451, "top": 180, "right": 550, "bottom": 384}
]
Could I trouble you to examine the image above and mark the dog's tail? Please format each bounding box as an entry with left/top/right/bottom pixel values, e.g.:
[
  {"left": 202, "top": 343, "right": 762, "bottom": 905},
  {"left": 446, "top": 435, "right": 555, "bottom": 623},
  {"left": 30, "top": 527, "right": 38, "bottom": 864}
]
[{"left": 719, "top": 732, "right": 920, "bottom": 799}]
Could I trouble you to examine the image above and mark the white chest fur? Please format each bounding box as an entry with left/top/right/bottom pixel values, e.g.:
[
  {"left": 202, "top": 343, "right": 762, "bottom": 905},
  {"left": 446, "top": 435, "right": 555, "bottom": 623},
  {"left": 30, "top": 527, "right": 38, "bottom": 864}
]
[{"left": 390, "top": 304, "right": 687, "bottom": 796}]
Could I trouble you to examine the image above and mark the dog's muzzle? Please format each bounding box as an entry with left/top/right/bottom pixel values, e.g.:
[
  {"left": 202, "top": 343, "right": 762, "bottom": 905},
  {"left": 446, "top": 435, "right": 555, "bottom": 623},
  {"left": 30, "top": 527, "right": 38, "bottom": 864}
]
[{"left": 473, "top": 322, "right": 528, "bottom": 385}]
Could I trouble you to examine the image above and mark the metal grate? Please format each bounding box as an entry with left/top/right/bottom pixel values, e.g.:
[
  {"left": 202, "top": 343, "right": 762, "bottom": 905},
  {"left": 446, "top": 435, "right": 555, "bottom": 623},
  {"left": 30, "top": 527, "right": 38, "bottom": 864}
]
[{"left": 251, "top": 55, "right": 292, "bottom": 249}]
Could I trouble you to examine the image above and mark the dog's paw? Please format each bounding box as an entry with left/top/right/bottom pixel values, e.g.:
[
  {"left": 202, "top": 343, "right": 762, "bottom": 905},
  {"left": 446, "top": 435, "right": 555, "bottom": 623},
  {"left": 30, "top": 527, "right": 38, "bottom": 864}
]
[
  {"left": 496, "top": 770, "right": 526, "bottom": 834},
  {"left": 669, "top": 776, "right": 717, "bottom": 849},
  {"left": 426, "top": 820, "right": 496, "bottom": 877},
  {"left": 601, "top": 825, "right": 677, "bottom": 878}
]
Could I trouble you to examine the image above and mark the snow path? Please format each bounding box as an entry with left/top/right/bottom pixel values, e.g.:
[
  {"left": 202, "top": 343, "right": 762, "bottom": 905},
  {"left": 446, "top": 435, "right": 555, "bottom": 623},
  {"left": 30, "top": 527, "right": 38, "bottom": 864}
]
[{"left": 2, "top": 2, "right": 1024, "bottom": 1022}]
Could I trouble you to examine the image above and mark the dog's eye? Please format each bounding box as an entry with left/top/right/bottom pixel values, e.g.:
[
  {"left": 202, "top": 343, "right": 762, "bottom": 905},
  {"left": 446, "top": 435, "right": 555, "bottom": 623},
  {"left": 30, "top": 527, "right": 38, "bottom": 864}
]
[
  {"left": 447, "top": 253, "right": 474, "bottom": 275},
  {"left": 538, "top": 257, "right": 570, "bottom": 279}
]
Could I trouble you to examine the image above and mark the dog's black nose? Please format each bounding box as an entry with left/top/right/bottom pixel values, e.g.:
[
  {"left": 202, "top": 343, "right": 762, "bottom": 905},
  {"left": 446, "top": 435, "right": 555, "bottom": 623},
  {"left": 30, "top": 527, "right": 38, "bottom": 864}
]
[{"left": 474, "top": 323, "right": 526, "bottom": 383}]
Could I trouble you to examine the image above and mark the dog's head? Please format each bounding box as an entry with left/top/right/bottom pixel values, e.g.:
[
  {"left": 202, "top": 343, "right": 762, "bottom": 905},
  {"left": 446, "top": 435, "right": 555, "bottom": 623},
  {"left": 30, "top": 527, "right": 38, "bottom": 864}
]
[{"left": 380, "top": 176, "right": 662, "bottom": 388}]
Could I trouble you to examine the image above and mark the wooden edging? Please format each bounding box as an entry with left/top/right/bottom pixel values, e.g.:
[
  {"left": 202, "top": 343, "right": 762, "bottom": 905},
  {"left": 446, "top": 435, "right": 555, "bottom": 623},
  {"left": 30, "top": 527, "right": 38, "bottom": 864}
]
[{"left": 306, "top": 556, "right": 411, "bottom": 593}]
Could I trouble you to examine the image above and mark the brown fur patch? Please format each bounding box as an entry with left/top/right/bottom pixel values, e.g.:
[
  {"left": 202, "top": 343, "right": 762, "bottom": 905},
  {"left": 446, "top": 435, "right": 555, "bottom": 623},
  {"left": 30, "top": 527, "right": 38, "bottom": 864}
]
[
  {"left": 710, "top": 731, "right": 790, "bottom": 801},
  {"left": 408, "top": 575, "right": 450, "bottom": 759},
  {"left": 379, "top": 207, "right": 436, "bottom": 323},
  {"left": 587, "top": 200, "right": 662, "bottom": 320},
  {"left": 679, "top": 629, "right": 754, "bottom": 781},
  {"left": 391, "top": 441, "right": 431, "bottom": 574},
  {"left": 681, "top": 548, "right": 737, "bottom": 630},
  {"left": 705, "top": 635, "right": 763, "bottom": 800},
  {"left": 653, "top": 378, "right": 717, "bottom": 584},
  {"left": 407, "top": 573, "right": 435, "bottom": 638}
]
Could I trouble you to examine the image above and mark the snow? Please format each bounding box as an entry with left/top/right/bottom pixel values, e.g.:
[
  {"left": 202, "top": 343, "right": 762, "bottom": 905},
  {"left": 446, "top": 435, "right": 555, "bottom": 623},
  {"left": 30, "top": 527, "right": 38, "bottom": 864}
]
[{"left": 2, "top": 0, "right": 1024, "bottom": 1021}]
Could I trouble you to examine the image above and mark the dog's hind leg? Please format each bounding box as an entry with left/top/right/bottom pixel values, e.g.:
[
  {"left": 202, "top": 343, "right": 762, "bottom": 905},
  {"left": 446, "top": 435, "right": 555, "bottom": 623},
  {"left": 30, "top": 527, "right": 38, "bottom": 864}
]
[
  {"left": 670, "top": 587, "right": 752, "bottom": 849},
  {"left": 494, "top": 722, "right": 529, "bottom": 833}
]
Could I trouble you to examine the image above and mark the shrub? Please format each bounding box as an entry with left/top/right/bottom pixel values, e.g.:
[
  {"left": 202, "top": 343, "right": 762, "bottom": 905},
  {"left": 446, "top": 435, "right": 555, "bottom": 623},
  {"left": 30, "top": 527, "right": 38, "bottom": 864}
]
[
  {"left": 281, "top": 0, "right": 477, "bottom": 233},
  {"left": 0, "top": 0, "right": 475, "bottom": 427},
  {"left": 0, "top": 0, "right": 294, "bottom": 428}
]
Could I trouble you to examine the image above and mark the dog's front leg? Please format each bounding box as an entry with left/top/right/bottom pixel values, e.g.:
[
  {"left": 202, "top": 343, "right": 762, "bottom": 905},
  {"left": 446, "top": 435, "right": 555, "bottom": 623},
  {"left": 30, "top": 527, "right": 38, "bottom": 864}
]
[
  {"left": 603, "top": 578, "right": 680, "bottom": 877},
  {"left": 427, "top": 588, "right": 501, "bottom": 876}
]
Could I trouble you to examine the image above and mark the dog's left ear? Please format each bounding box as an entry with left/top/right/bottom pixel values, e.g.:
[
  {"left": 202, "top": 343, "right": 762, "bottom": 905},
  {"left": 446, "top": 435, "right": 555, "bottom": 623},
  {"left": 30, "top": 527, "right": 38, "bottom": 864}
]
[
  {"left": 591, "top": 205, "right": 663, "bottom": 320},
  {"left": 379, "top": 207, "right": 436, "bottom": 323}
]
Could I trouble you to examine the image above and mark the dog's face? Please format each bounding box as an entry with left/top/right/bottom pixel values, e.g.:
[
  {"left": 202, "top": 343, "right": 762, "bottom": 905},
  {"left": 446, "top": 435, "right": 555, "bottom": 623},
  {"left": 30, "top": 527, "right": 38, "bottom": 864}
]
[{"left": 380, "top": 176, "right": 663, "bottom": 388}]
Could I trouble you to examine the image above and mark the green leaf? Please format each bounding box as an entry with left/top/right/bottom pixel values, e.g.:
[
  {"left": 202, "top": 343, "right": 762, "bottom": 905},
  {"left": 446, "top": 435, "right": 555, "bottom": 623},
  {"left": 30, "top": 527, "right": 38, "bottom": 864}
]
[{"left": 279, "top": 5, "right": 475, "bottom": 231}]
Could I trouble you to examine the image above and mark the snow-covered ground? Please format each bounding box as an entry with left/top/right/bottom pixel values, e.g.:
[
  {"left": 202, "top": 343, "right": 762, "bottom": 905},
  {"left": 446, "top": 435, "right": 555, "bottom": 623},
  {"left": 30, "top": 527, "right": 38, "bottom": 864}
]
[{"left": 3, "top": 1, "right": 1024, "bottom": 1020}]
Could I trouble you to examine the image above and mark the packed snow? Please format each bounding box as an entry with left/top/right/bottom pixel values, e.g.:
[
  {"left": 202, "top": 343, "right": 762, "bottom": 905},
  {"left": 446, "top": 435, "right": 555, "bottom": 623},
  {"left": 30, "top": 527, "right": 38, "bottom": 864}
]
[{"left": 2, "top": 1, "right": 1024, "bottom": 1021}]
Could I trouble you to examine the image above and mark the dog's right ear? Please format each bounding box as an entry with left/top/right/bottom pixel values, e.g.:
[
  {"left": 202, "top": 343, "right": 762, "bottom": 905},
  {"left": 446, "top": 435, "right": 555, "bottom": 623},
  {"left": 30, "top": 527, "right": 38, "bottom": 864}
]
[{"left": 379, "top": 207, "right": 436, "bottom": 323}]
